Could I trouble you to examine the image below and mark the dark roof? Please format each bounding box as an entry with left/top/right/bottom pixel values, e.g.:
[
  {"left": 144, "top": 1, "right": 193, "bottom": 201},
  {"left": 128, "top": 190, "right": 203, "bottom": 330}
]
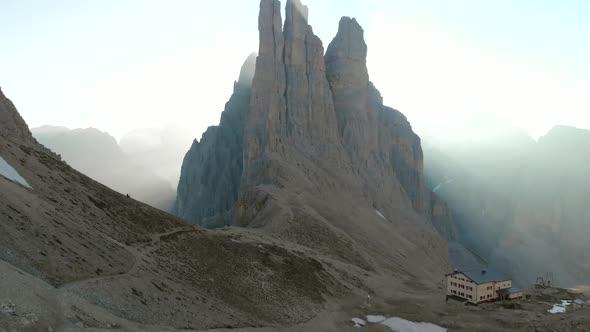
[{"left": 449, "top": 269, "right": 511, "bottom": 285}]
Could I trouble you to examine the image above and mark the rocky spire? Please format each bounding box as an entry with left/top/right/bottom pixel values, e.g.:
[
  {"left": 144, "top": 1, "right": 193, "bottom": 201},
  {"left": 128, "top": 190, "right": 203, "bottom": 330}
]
[
  {"left": 0, "top": 86, "right": 34, "bottom": 144},
  {"left": 245, "top": 0, "right": 287, "bottom": 167},
  {"left": 326, "top": 17, "right": 376, "bottom": 161},
  {"left": 326, "top": 17, "right": 368, "bottom": 78},
  {"left": 283, "top": 0, "right": 341, "bottom": 149},
  {"left": 326, "top": 17, "right": 431, "bottom": 217},
  {"left": 244, "top": 0, "right": 343, "bottom": 182}
]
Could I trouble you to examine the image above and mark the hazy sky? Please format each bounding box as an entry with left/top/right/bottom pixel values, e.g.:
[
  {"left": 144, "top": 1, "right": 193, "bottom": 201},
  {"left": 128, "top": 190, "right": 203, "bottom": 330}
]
[{"left": 1, "top": 0, "right": 589, "bottom": 141}]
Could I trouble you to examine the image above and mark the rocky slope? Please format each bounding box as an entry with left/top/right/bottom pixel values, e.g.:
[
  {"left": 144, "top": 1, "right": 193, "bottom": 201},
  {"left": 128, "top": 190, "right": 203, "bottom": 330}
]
[
  {"left": 0, "top": 85, "right": 355, "bottom": 330},
  {"left": 424, "top": 125, "right": 590, "bottom": 287},
  {"left": 32, "top": 126, "right": 176, "bottom": 211},
  {"left": 175, "top": 0, "right": 452, "bottom": 282}
]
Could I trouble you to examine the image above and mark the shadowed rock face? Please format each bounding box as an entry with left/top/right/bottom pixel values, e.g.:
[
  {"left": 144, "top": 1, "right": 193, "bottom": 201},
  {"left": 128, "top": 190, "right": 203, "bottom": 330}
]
[
  {"left": 174, "top": 54, "right": 256, "bottom": 227},
  {"left": 175, "top": 0, "right": 452, "bottom": 282}
]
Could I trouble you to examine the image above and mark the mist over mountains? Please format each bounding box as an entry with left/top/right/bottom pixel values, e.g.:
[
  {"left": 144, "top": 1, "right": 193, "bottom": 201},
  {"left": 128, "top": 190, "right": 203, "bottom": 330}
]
[
  {"left": 2, "top": 0, "right": 589, "bottom": 330},
  {"left": 31, "top": 125, "right": 193, "bottom": 211},
  {"left": 27, "top": 21, "right": 590, "bottom": 291},
  {"left": 425, "top": 125, "right": 590, "bottom": 287}
]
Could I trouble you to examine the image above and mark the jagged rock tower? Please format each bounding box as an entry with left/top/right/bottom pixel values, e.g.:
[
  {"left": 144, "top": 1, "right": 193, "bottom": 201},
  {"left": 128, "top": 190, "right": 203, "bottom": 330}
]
[{"left": 175, "top": 0, "right": 452, "bottom": 280}]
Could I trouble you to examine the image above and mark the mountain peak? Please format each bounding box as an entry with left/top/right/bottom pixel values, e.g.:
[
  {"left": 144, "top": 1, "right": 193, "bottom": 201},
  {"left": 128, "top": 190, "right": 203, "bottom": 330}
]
[
  {"left": 176, "top": 0, "right": 451, "bottom": 286},
  {"left": 326, "top": 16, "right": 367, "bottom": 64},
  {"left": 0, "top": 86, "right": 34, "bottom": 144}
]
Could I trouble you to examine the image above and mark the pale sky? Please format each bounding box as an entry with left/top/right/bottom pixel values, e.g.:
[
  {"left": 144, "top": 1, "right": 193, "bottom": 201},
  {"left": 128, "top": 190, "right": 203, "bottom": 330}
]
[{"left": 1, "top": 0, "right": 589, "bottom": 142}]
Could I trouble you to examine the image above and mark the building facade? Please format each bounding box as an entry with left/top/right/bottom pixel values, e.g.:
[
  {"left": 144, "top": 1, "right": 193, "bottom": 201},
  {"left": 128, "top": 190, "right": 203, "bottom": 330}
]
[{"left": 446, "top": 269, "right": 523, "bottom": 304}]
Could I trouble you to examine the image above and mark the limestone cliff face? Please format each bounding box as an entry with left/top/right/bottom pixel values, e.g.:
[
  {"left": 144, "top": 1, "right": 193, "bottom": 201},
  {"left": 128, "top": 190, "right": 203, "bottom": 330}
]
[
  {"left": 325, "top": 18, "right": 433, "bottom": 222},
  {"left": 244, "top": 0, "right": 344, "bottom": 184},
  {"left": 176, "top": 0, "right": 451, "bottom": 282},
  {"left": 174, "top": 54, "right": 255, "bottom": 227}
]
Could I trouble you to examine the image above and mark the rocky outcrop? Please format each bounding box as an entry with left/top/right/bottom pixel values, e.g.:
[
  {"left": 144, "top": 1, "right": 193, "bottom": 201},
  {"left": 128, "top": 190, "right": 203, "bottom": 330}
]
[
  {"left": 0, "top": 87, "right": 33, "bottom": 144},
  {"left": 176, "top": 0, "right": 451, "bottom": 283}
]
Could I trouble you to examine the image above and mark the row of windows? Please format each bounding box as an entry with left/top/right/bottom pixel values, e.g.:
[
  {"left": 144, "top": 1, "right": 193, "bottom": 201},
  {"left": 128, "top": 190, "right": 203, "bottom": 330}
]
[
  {"left": 479, "top": 294, "right": 493, "bottom": 300},
  {"left": 496, "top": 282, "right": 510, "bottom": 290},
  {"left": 450, "top": 290, "right": 473, "bottom": 299},
  {"left": 450, "top": 282, "right": 473, "bottom": 291},
  {"left": 451, "top": 275, "right": 473, "bottom": 284}
]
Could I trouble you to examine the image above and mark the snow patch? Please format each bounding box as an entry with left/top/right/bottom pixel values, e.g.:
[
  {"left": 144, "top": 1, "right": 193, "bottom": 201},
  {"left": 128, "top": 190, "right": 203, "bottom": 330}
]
[
  {"left": 366, "top": 315, "right": 387, "bottom": 323},
  {"left": 0, "top": 156, "right": 31, "bottom": 188},
  {"left": 375, "top": 210, "right": 388, "bottom": 221},
  {"left": 432, "top": 178, "right": 454, "bottom": 193},
  {"left": 548, "top": 300, "right": 571, "bottom": 314},
  {"left": 351, "top": 318, "right": 366, "bottom": 327},
  {"left": 353, "top": 315, "right": 446, "bottom": 332}
]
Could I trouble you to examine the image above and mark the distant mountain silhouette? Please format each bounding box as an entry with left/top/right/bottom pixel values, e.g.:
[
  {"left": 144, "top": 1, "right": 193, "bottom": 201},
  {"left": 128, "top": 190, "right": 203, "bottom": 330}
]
[{"left": 32, "top": 125, "right": 176, "bottom": 211}]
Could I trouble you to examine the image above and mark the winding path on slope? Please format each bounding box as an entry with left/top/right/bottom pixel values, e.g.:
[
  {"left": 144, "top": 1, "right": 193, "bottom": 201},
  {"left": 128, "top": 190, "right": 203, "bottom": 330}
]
[{"left": 57, "top": 226, "right": 198, "bottom": 292}]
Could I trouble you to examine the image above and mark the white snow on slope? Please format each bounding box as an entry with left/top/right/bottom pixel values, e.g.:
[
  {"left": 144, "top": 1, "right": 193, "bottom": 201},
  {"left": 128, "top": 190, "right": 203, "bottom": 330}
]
[
  {"left": 351, "top": 318, "right": 366, "bottom": 327},
  {"left": 378, "top": 317, "right": 447, "bottom": 332},
  {"left": 354, "top": 315, "right": 446, "bottom": 332},
  {"left": 366, "top": 315, "right": 388, "bottom": 323},
  {"left": 432, "top": 178, "right": 454, "bottom": 193},
  {"left": 375, "top": 210, "right": 388, "bottom": 221},
  {"left": 548, "top": 300, "right": 571, "bottom": 314},
  {"left": 0, "top": 156, "right": 31, "bottom": 188}
]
